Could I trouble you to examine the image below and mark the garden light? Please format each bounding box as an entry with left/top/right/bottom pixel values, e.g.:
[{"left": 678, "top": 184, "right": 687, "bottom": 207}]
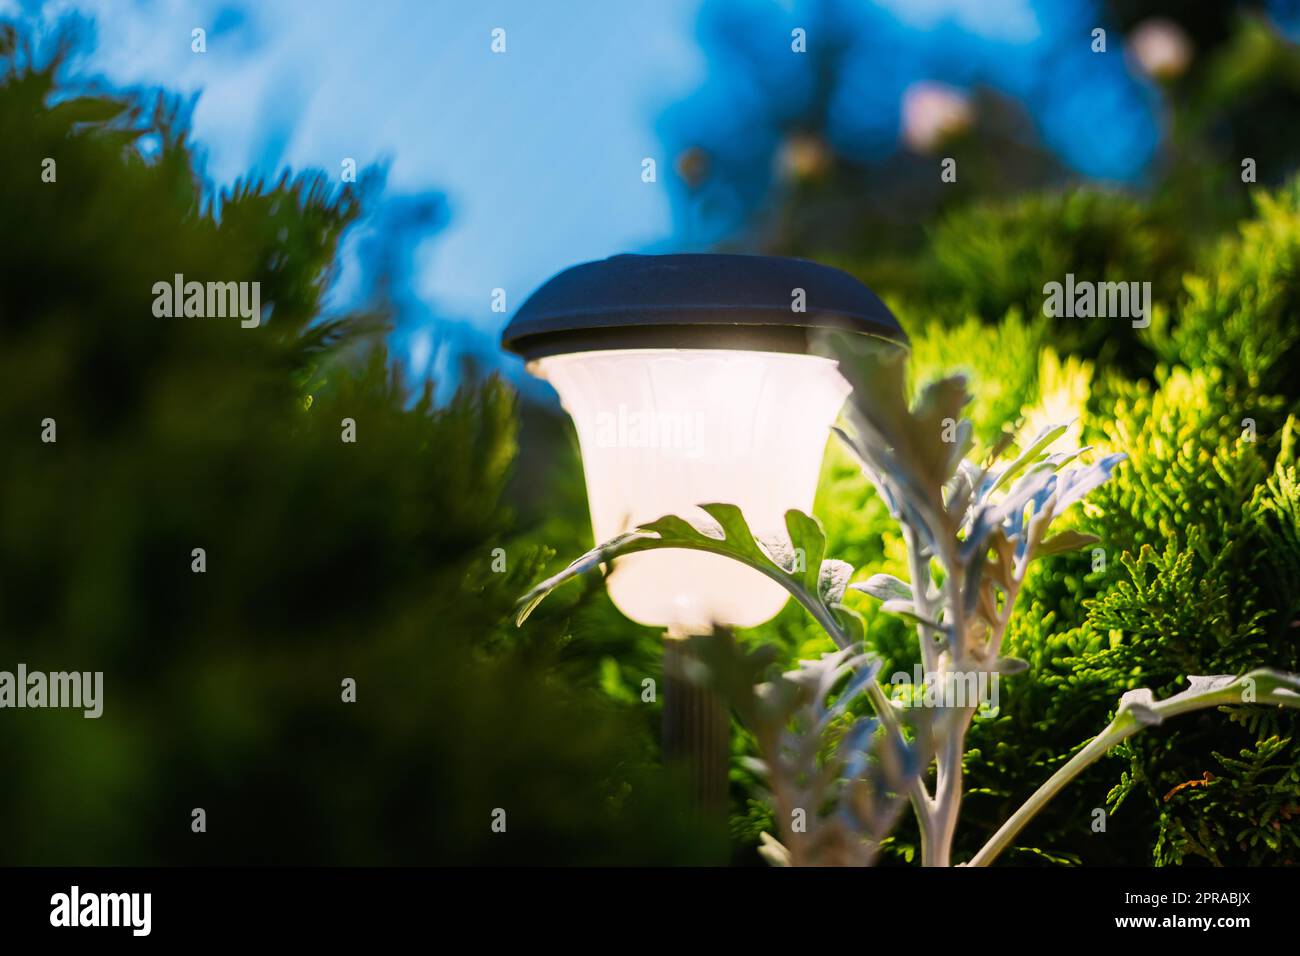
[{"left": 503, "top": 253, "right": 908, "bottom": 633}]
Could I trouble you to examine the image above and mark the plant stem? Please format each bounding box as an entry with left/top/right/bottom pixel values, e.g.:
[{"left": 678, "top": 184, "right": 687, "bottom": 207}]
[
  {"left": 903, "top": 526, "right": 939, "bottom": 674},
  {"left": 966, "top": 718, "right": 1129, "bottom": 867},
  {"left": 966, "top": 670, "right": 1300, "bottom": 867},
  {"left": 865, "top": 679, "right": 935, "bottom": 848},
  {"left": 924, "top": 706, "right": 974, "bottom": 866}
]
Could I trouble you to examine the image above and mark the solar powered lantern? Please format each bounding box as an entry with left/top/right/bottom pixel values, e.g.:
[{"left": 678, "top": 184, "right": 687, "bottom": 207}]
[{"left": 502, "top": 253, "right": 907, "bottom": 807}]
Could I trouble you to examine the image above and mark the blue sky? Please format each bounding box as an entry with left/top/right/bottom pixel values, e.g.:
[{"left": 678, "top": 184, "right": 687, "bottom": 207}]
[
  {"left": 14, "top": 0, "right": 717, "bottom": 384},
  {"left": 8, "top": 0, "right": 1191, "bottom": 388}
]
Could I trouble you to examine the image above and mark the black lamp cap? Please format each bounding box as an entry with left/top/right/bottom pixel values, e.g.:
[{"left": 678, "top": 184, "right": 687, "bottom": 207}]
[{"left": 501, "top": 253, "right": 907, "bottom": 360}]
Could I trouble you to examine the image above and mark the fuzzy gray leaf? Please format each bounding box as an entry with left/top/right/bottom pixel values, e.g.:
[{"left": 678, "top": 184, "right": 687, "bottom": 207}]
[
  {"left": 850, "top": 573, "right": 913, "bottom": 602},
  {"left": 819, "top": 560, "right": 854, "bottom": 606}
]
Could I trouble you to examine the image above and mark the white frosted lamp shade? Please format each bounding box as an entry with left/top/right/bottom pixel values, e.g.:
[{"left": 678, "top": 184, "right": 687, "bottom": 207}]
[
  {"left": 502, "top": 253, "right": 908, "bottom": 634},
  {"left": 535, "top": 348, "right": 851, "bottom": 632}
]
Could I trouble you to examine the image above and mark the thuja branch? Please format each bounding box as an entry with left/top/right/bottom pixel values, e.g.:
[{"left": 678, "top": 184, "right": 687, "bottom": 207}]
[{"left": 967, "top": 668, "right": 1300, "bottom": 867}]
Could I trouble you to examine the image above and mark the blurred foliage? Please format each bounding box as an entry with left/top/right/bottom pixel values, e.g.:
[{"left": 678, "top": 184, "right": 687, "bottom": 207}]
[{"left": 0, "top": 23, "right": 722, "bottom": 865}]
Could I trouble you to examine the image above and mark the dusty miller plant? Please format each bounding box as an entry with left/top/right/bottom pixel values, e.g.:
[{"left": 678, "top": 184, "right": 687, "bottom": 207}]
[{"left": 517, "top": 335, "right": 1300, "bottom": 866}]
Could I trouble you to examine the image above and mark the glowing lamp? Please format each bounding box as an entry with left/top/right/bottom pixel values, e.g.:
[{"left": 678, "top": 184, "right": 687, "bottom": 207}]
[{"left": 502, "top": 254, "right": 906, "bottom": 634}]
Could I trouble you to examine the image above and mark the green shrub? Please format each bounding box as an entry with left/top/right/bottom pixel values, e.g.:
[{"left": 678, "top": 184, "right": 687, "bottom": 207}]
[{"left": 0, "top": 23, "right": 718, "bottom": 865}]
